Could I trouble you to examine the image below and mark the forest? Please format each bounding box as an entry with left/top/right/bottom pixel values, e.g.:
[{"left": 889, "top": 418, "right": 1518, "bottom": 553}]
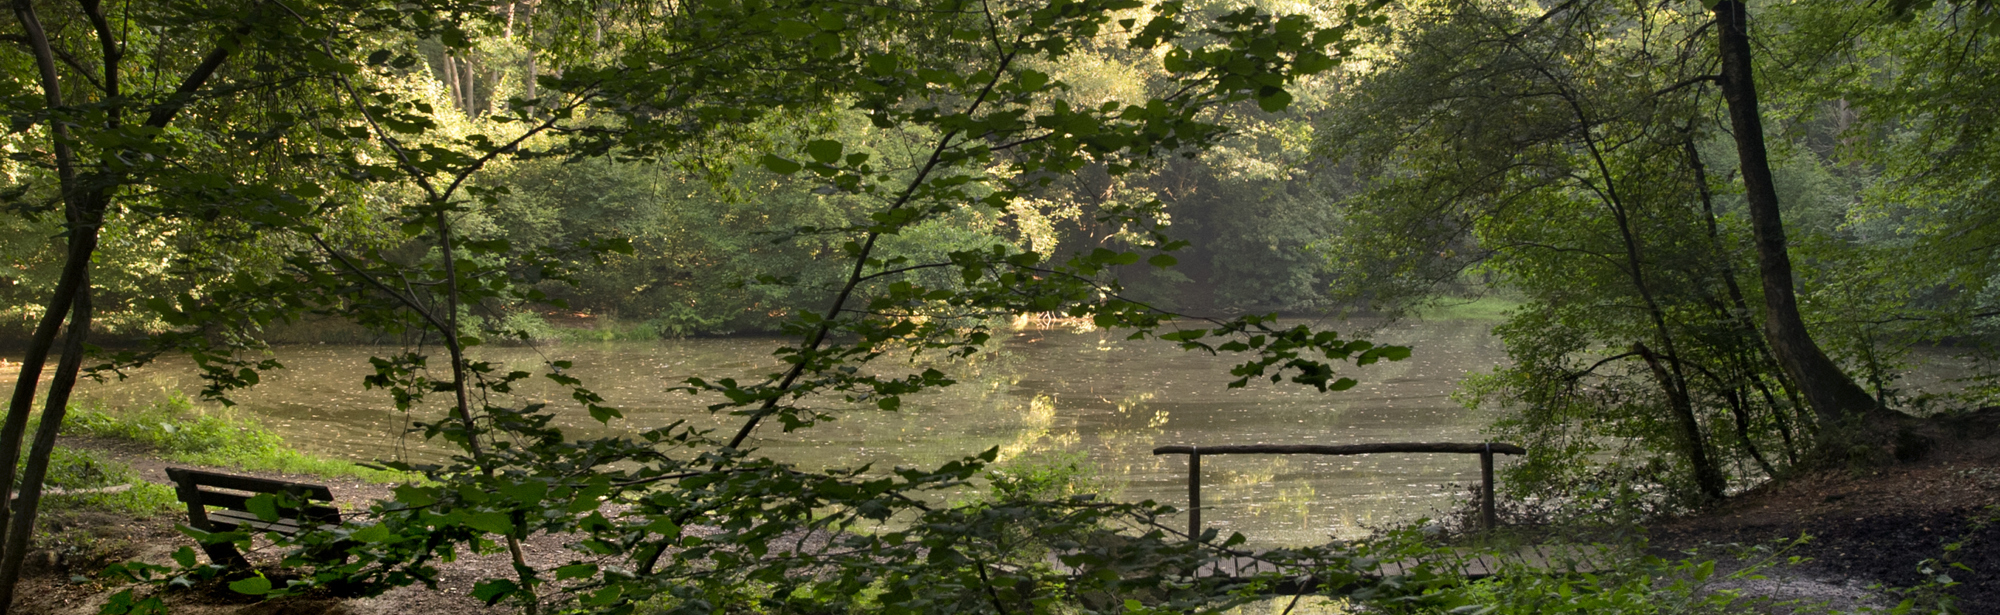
[{"left": 3, "top": 0, "right": 2000, "bottom": 611}]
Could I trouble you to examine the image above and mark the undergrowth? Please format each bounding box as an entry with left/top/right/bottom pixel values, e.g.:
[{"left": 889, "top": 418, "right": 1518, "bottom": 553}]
[{"left": 57, "top": 393, "right": 408, "bottom": 483}]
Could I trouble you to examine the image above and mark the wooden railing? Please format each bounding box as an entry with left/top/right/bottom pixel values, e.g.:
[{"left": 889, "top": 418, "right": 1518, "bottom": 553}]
[{"left": 1151, "top": 442, "right": 1528, "bottom": 539}]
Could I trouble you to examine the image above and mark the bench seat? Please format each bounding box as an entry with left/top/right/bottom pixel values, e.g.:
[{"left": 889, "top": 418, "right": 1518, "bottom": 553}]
[{"left": 165, "top": 467, "right": 341, "bottom": 567}]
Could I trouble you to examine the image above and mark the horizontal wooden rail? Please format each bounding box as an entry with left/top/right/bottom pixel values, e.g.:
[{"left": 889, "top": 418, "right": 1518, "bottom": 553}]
[
  {"left": 1154, "top": 441, "right": 1527, "bottom": 538},
  {"left": 1152, "top": 443, "right": 1525, "bottom": 456}
]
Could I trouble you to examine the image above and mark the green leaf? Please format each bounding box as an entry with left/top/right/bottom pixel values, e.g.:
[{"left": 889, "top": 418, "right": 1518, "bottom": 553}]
[
  {"left": 806, "top": 139, "right": 843, "bottom": 164},
  {"left": 393, "top": 484, "right": 438, "bottom": 507},
  {"left": 472, "top": 579, "right": 518, "bottom": 605},
  {"left": 589, "top": 404, "right": 622, "bottom": 423},
  {"left": 760, "top": 154, "right": 803, "bottom": 175},
  {"left": 228, "top": 575, "right": 271, "bottom": 596},
  {"left": 585, "top": 586, "right": 624, "bottom": 605},
  {"left": 465, "top": 511, "right": 515, "bottom": 535},
  {"left": 1017, "top": 69, "right": 1050, "bottom": 91},
  {"left": 245, "top": 493, "right": 281, "bottom": 522},
  {"left": 1292, "top": 52, "right": 1335, "bottom": 76},
  {"left": 352, "top": 524, "right": 396, "bottom": 543},
  {"left": 499, "top": 480, "right": 548, "bottom": 503},
  {"left": 1147, "top": 253, "right": 1177, "bottom": 268},
  {"left": 772, "top": 20, "right": 817, "bottom": 39},
  {"left": 1257, "top": 88, "right": 1294, "bottom": 113},
  {"left": 647, "top": 517, "right": 682, "bottom": 538}
]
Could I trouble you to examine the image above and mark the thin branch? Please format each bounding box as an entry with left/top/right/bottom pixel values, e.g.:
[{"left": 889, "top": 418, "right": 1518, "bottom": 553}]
[
  {"left": 853, "top": 262, "right": 958, "bottom": 284},
  {"left": 723, "top": 36, "right": 1028, "bottom": 451},
  {"left": 309, "top": 235, "right": 458, "bottom": 338},
  {"left": 1565, "top": 351, "right": 1642, "bottom": 381}
]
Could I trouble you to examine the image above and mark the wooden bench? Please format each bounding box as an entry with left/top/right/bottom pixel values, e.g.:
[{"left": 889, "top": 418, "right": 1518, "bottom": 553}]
[{"left": 165, "top": 467, "right": 341, "bottom": 567}]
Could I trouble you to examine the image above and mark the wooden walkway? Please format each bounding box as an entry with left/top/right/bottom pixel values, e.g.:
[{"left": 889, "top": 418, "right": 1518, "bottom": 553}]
[
  {"left": 1148, "top": 441, "right": 1609, "bottom": 595},
  {"left": 1193, "top": 543, "right": 1614, "bottom": 595},
  {"left": 1152, "top": 442, "right": 1528, "bottom": 536}
]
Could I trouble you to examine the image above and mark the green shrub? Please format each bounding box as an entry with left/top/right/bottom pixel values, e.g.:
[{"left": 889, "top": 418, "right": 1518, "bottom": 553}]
[
  {"left": 1353, "top": 530, "right": 1821, "bottom": 615},
  {"left": 985, "top": 450, "right": 1109, "bottom": 503},
  {"left": 496, "top": 309, "right": 561, "bottom": 342},
  {"left": 549, "top": 314, "right": 674, "bottom": 342}
]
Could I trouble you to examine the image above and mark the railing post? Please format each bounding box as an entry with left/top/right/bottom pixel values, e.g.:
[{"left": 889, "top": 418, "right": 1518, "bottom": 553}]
[
  {"left": 1187, "top": 447, "right": 1202, "bottom": 542},
  {"left": 1480, "top": 443, "right": 1496, "bottom": 531},
  {"left": 1150, "top": 442, "right": 1524, "bottom": 539}
]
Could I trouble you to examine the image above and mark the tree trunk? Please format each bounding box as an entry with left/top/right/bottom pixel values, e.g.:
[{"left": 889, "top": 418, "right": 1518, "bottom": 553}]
[
  {"left": 1634, "top": 342, "right": 1727, "bottom": 501},
  {"left": 1, "top": 0, "right": 239, "bottom": 604},
  {"left": 0, "top": 282, "right": 90, "bottom": 610},
  {"left": 1712, "top": 0, "right": 1880, "bottom": 428},
  {"left": 443, "top": 53, "right": 463, "bottom": 113},
  {"left": 458, "top": 56, "right": 478, "bottom": 116},
  {"left": 527, "top": 57, "right": 538, "bottom": 101}
]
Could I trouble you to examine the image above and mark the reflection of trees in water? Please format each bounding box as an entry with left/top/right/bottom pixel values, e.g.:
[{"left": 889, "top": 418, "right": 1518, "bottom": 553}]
[
  {"left": 995, "top": 394, "right": 1071, "bottom": 463},
  {"left": 1090, "top": 391, "right": 1163, "bottom": 496},
  {"left": 1203, "top": 458, "right": 1318, "bottom": 535}
]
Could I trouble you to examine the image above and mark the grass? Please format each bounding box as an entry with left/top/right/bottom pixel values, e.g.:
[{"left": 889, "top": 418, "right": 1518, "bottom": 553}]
[
  {"left": 1413, "top": 295, "right": 1522, "bottom": 321},
  {"left": 58, "top": 393, "right": 411, "bottom": 483},
  {"left": 14, "top": 446, "right": 178, "bottom": 517}
]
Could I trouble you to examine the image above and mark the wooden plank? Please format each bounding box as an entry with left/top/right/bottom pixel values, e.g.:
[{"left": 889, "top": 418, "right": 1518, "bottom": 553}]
[
  {"left": 1200, "top": 547, "right": 1608, "bottom": 595},
  {"left": 1152, "top": 443, "right": 1526, "bottom": 456},
  {"left": 208, "top": 510, "right": 306, "bottom": 535},
  {"left": 166, "top": 467, "right": 333, "bottom": 500},
  {"left": 185, "top": 489, "right": 340, "bottom": 522}
]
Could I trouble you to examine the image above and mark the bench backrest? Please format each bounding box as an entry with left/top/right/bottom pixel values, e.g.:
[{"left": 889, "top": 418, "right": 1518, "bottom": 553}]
[{"left": 164, "top": 467, "right": 340, "bottom": 532}]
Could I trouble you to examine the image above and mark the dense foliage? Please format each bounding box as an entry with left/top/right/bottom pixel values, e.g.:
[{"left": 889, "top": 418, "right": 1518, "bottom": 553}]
[
  {"left": 1316, "top": 0, "right": 2000, "bottom": 507},
  {"left": 7, "top": 0, "right": 2000, "bottom": 611}
]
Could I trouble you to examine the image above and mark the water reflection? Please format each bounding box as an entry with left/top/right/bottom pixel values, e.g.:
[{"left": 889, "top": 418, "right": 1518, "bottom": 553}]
[{"left": 44, "top": 318, "right": 1507, "bottom": 546}]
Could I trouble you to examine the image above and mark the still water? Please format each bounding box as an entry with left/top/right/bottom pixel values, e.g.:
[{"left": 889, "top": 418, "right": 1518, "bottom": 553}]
[{"left": 61, "top": 318, "right": 1507, "bottom": 546}]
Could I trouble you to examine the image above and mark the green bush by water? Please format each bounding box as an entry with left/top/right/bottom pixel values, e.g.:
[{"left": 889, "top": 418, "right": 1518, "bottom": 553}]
[
  {"left": 984, "top": 450, "right": 1111, "bottom": 503},
  {"left": 1412, "top": 295, "right": 1520, "bottom": 321},
  {"left": 61, "top": 394, "right": 407, "bottom": 483}
]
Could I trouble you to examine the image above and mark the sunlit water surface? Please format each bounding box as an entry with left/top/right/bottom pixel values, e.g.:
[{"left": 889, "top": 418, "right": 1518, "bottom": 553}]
[{"left": 42, "top": 318, "right": 1511, "bottom": 546}]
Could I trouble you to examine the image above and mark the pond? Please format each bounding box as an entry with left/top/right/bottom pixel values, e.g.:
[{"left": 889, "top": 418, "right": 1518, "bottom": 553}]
[{"left": 53, "top": 317, "right": 1509, "bottom": 547}]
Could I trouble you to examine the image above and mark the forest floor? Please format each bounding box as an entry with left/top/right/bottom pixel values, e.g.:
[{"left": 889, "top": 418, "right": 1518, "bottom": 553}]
[
  {"left": 11, "top": 420, "right": 2000, "bottom": 614},
  {"left": 1648, "top": 412, "right": 2000, "bottom": 613}
]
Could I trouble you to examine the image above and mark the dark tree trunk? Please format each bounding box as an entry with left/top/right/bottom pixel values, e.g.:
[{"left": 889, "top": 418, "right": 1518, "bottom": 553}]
[
  {"left": 1712, "top": 0, "right": 1880, "bottom": 429},
  {"left": 0, "top": 282, "right": 90, "bottom": 610},
  {"left": 1, "top": 0, "right": 239, "bottom": 604},
  {"left": 1635, "top": 343, "right": 1728, "bottom": 501}
]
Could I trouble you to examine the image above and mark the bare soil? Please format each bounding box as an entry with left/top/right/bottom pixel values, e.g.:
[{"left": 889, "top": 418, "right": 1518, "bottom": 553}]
[{"left": 1650, "top": 414, "right": 2000, "bottom": 613}]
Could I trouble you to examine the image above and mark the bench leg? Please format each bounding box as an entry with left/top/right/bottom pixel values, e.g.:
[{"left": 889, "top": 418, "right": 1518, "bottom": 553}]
[{"left": 199, "top": 540, "right": 251, "bottom": 569}]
